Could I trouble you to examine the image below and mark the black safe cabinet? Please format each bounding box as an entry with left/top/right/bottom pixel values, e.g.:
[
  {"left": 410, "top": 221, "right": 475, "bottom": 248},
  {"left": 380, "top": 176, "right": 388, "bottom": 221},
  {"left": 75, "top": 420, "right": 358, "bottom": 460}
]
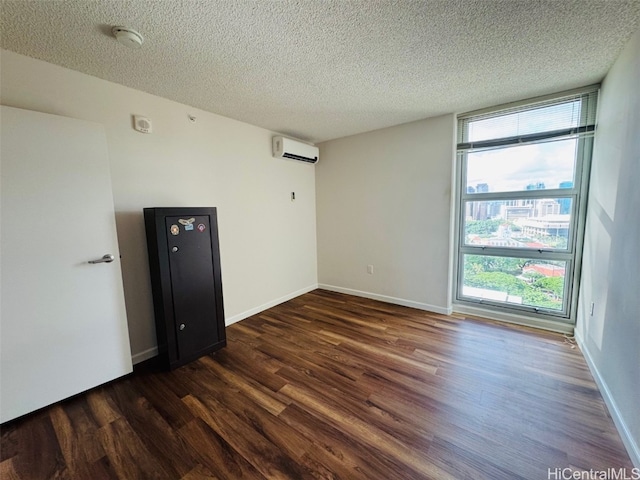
[{"left": 144, "top": 207, "right": 226, "bottom": 369}]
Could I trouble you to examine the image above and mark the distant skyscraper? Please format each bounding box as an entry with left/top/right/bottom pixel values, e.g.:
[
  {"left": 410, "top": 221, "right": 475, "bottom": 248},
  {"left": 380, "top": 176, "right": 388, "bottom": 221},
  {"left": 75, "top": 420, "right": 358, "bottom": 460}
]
[
  {"left": 468, "top": 184, "right": 489, "bottom": 220},
  {"left": 559, "top": 181, "right": 573, "bottom": 214},
  {"left": 526, "top": 182, "right": 545, "bottom": 190},
  {"left": 488, "top": 201, "right": 502, "bottom": 218}
]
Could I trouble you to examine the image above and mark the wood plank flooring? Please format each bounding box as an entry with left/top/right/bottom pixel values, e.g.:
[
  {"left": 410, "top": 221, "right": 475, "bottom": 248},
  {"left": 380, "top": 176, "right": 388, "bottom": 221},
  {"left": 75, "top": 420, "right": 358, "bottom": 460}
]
[{"left": 0, "top": 290, "right": 633, "bottom": 479}]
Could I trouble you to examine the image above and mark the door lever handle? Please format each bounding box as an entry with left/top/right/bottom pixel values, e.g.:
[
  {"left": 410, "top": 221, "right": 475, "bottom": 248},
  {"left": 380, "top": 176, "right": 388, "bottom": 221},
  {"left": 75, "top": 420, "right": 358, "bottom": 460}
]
[{"left": 88, "top": 254, "right": 115, "bottom": 264}]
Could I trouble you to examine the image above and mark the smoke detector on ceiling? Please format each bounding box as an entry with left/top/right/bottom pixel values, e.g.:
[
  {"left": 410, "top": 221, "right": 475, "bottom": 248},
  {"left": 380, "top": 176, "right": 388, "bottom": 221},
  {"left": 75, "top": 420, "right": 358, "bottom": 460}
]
[{"left": 111, "top": 26, "right": 144, "bottom": 49}]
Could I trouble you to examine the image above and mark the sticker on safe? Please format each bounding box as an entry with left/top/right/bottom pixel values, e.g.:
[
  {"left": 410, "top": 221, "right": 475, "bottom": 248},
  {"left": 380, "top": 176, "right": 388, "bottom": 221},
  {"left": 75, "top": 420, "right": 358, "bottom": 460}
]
[
  {"left": 197, "top": 223, "right": 206, "bottom": 232},
  {"left": 179, "top": 218, "right": 195, "bottom": 231},
  {"left": 170, "top": 224, "right": 180, "bottom": 236}
]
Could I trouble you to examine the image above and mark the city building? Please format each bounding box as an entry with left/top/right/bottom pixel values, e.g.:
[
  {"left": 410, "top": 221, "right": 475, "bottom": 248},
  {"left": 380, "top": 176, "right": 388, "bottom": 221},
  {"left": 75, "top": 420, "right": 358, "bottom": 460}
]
[
  {"left": 523, "top": 264, "right": 566, "bottom": 277},
  {"left": 518, "top": 215, "right": 570, "bottom": 238}
]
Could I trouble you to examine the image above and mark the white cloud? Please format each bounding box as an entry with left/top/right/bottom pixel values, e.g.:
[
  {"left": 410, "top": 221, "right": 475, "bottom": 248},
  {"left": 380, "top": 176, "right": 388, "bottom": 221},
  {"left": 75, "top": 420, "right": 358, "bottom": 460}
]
[{"left": 466, "top": 139, "right": 576, "bottom": 192}]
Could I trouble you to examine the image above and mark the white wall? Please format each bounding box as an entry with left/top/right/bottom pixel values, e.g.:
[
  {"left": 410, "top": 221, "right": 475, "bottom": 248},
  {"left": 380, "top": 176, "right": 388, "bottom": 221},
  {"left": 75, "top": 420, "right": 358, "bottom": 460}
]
[
  {"left": 316, "top": 115, "right": 456, "bottom": 313},
  {"left": 0, "top": 49, "right": 318, "bottom": 363},
  {"left": 576, "top": 29, "right": 640, "bottom": 466}
]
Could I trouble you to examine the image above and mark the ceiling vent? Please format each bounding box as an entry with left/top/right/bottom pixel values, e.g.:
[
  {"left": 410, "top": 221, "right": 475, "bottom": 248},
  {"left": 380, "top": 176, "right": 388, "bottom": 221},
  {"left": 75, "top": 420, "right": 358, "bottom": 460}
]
[{"left": 272, "top": 136, "right": 318, "bottom": 164}]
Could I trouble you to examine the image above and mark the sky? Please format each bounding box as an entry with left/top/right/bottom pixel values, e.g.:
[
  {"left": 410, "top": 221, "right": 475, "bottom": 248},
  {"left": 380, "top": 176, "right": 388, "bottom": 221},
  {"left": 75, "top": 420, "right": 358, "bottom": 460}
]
[
  {"left": 466, "top": 139, "right": 576, "bottom": 193},
  {"left": 464, "top": 100, "right": 581, "bottom": 193}
]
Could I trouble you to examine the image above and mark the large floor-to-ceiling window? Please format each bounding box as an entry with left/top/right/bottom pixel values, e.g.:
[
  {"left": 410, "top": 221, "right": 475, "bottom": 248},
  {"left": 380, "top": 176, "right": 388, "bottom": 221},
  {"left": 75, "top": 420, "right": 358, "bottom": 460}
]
[{"left": 454, "top": 87, "right": 598, "bottom": 324}]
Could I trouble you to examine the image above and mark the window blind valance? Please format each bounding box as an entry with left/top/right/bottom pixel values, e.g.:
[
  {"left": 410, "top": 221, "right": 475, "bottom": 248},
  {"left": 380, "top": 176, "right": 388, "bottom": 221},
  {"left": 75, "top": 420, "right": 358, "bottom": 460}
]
[{"left": 457, "top": 87, "right": 599, "bottom": 153}]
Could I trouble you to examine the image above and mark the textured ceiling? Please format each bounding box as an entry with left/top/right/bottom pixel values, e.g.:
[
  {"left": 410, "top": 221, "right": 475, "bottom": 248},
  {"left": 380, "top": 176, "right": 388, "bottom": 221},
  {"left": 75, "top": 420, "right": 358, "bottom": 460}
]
[{"left": 1, "top": 0, "right": 639, "bottom": 143}]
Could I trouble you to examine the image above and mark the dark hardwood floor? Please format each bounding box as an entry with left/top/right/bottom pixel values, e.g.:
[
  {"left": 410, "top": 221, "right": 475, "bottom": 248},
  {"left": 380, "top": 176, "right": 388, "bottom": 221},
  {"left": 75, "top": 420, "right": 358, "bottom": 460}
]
[{"left": 0, "top": 290, "right": 633, "bottom": 479}]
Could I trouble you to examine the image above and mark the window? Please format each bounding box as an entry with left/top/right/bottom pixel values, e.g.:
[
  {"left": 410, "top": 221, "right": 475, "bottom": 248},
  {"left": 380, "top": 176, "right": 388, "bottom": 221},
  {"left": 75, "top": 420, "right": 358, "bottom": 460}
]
[{"left": 455, "top": 87, "right": 598, "bottom": 321}]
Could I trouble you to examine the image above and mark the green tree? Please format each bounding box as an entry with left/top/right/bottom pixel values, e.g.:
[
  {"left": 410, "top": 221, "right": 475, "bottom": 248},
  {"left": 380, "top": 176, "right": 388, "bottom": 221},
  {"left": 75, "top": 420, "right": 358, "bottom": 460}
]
[
  {"left": 523, "top": 288, "right": 562, "bottom": 310},
  {"left": 465, "top": 271, "right": 527, "bottom": 295},
  {"left": 533, "top": 276, "right": 564, "bottom": 299},
  {"left": 465, "top": 255, "right": 530, "bottom": 275},
  {"left": 546, "top": 237, "right": 568, "bottom": 249},
  {"left": 465, "top": 219, "right": 503, "bottom": 235},
  {"left": 464, "top": 255, "right": 565, "bottom": 310},
  {"left": 523, "top": 271, "right": 544, "bottom": 282}
]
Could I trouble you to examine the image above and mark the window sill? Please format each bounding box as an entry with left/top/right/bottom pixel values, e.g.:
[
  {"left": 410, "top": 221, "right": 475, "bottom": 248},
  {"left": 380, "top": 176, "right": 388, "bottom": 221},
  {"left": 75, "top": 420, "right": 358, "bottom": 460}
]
[{"left": 452, "top": 301, "right": 574, "bottom": 334}]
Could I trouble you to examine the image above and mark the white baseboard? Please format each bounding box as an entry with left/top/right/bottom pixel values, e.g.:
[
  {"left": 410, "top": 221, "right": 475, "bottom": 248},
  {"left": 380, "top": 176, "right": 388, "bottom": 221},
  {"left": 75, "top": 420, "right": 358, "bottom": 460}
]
[
  {"left": 131, "top": 346, "right": 158, "bottom": 365},
  {"left": 318, "top": 284, "right": 452, "bottom": 315},
  {"left": 575, "top": 330, "right": 640, "bottom": 468},
  {"left": 224, "top": 283, "right": 319, "bottom": 326},
  {"left": 130, "top": 284, "right": 319, "bottom": 365}
]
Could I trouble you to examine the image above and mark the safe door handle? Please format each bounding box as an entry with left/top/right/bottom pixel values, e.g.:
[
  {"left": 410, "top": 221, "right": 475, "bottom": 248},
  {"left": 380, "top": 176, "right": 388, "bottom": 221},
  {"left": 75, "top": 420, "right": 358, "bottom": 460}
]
[{"left": 88, "top": 254, "right": 115, "bottom": 264}]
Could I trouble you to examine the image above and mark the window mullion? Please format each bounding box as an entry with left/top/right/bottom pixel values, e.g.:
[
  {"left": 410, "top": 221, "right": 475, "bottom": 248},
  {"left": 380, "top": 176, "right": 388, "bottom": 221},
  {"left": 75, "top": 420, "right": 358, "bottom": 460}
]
[
  {"left": 460, "top": 245, "right": 573, "bottom": 260},
  {"left": 461, "top": 189, "right": 576, "bottom": 202}
]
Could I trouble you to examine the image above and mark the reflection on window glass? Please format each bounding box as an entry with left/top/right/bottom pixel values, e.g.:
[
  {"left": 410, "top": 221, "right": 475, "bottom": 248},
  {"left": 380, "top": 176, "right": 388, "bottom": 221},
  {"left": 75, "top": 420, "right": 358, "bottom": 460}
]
[
  {"left": 465, "top": 138, "right": 577, "bottom": 194},
  {"left": 463, "top": 198, "right": 573, "bottom": 251},
  {"left": 462, "top": 255, "right": 566, "bottom": 311}
]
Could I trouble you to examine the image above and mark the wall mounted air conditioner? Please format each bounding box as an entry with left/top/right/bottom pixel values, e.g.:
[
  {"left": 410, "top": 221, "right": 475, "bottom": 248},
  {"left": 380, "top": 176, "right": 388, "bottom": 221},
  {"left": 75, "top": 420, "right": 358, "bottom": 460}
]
[{"left": 272, "top": 136, "right": 319, "bottom": 164}]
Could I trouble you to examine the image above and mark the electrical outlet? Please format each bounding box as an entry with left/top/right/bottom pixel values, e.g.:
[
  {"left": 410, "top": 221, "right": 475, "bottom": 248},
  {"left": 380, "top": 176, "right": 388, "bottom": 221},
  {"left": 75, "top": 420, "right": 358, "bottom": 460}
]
[{"left": 367, "top": 265, "right": 374, "bottom": 274}]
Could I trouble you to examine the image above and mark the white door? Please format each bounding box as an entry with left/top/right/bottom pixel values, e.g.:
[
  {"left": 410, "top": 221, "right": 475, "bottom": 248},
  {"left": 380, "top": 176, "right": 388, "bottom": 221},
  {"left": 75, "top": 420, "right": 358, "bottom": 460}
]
[{"left": 0, "top": 106, "right": 132, "bottom": 423}]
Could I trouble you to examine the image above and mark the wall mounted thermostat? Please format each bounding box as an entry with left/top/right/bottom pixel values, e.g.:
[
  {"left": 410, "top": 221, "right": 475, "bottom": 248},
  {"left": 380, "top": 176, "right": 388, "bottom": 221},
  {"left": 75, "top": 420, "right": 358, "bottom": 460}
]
[{"left": 133, "top": 115, "right": 152, "bottom": 134}]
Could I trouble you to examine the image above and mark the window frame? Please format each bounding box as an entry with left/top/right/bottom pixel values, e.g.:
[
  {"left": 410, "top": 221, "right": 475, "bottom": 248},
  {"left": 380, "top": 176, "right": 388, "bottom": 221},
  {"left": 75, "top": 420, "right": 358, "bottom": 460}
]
[{"left": 453, "top": 87, "right": 598, "bottom": 324}]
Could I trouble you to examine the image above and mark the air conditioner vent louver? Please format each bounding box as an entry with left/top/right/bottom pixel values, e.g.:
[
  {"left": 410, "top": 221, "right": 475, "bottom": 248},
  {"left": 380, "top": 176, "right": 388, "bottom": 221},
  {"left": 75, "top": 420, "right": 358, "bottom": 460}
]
[
  {"left": 283, "top": 152, "right": 318, "bottom": 163},
  {"left": 272, "top": 136, "right": 319, "bottom": 164}
]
